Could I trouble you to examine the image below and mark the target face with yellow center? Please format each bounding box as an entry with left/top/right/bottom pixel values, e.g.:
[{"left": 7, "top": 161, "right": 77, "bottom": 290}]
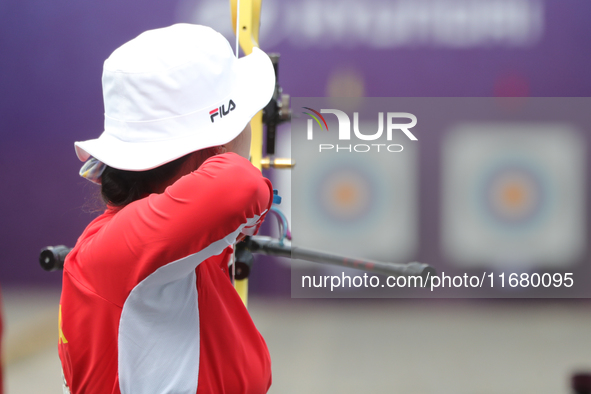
[
  {"left": 317, "top": 167, "right": 374, "bottom": 224},
  {"left": 442, "top": 123, "right": 585, "bottom": 269},
  {"left": 479, "top": 162, "right": 548, "bottom": 230},
  {"left": 291, "top": 118, "right": 419, "bottom": 264}
]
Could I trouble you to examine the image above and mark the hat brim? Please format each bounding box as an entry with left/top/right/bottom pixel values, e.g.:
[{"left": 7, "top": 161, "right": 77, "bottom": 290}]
[{"left": 74, "top": 47, "right": 275, "bottom": 171}]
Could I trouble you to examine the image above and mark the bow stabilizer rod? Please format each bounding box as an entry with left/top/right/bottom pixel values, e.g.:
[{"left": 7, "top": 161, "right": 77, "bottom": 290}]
[
  {"left": 40, "top": 238, "right": 437, "bottom": 285},
  {"left": 235, "top": 236, "right": 436, "bottom": 284}
]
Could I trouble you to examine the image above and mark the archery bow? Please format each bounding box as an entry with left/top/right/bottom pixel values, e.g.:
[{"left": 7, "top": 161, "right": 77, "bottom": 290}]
[
  {"left": 230, "top": 0, "right": 262, "bottom": 307},
  {"left": 230, "top": 0, "right": 293, "bottom": 307}
]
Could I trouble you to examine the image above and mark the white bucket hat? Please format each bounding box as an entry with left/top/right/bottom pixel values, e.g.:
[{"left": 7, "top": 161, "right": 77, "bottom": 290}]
[{"left": 75, "top": 23, "right": 275, "bottom": 171}]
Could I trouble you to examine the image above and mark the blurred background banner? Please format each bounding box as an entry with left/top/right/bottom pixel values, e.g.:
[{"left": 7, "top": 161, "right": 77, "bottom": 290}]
[
  {"left": 290, "top": 97, "right": 591, "bottom": 299},
  {"left": 179, "top": 0, "right": 544, "bottom": 49}
]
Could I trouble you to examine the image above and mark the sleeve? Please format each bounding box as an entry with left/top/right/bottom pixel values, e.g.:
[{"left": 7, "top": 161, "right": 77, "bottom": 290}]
[{"left": 71, "top": 152, "right": 273, "bottom": 305}]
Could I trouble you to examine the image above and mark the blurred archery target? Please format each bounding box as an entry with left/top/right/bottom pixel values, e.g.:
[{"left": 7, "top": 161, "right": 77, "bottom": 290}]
[
  {"left": 309, "top": 160, "right": 382, "bottom": 234},
  {"left": 442, "top": 123, "right": 586, "bottom": 269},
  {"left": 291, "top": 119, "right": 419, "bottom": 263},
  {"left": 479, "top": 161, "right": 546, "bottom": 229},
  {"left": 317, "top": 166, "right": 374, "bottom": 223}
]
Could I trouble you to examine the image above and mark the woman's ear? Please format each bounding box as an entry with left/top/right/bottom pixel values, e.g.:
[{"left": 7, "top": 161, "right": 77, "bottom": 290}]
[{"left": 216, "top": 146, "right": 227, "bottom": 154}]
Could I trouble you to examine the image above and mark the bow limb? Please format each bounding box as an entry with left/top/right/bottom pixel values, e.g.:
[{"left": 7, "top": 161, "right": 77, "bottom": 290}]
[{"left": 230, "top": 0, "right": 263, "bottom": 307}]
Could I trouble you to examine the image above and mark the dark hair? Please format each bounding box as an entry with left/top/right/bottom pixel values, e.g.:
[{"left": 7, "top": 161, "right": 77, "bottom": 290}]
[{"left": 100, "top": 148, "right": 216, "bottom": 208}]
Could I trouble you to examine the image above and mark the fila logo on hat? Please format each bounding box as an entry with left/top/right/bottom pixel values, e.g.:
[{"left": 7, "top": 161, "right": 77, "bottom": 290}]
[{"left": 209, "top": 100, "right": 237, "bottom": 123}]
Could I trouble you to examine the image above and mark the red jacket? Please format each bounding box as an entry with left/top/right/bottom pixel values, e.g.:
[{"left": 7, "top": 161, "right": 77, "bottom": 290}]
[{"left": 59, "top": 153, "right": 273, "bottom": 394}]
